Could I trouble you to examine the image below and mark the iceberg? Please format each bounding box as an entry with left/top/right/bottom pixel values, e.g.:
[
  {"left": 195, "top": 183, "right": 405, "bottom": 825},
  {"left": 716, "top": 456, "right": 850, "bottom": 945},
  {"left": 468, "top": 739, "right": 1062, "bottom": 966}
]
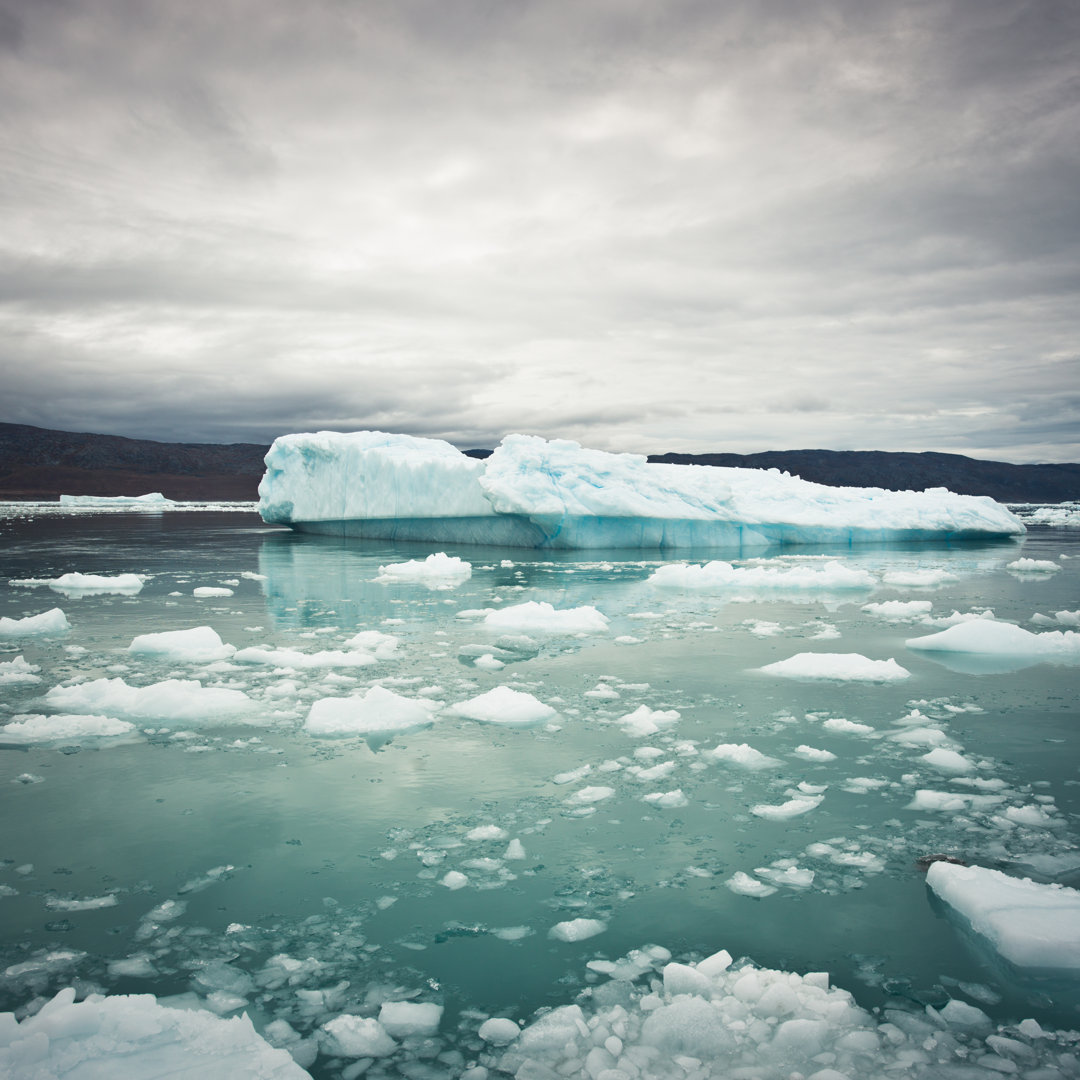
[
  {"left": 258, "top": 431, "right": 1025, "bottom": 550},
  {"left": 59, "top": 492, "right": 174, "bottom": 506}
]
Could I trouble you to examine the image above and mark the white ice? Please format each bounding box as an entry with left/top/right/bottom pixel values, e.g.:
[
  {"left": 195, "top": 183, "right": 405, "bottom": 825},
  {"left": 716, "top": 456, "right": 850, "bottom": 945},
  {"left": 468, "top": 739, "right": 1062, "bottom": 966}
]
[
  {"left": 374, "top": 552, "right": 472, "bottom": 587},
  {"left": 0, "top": 655, "right": 41, "bottom": 685},
  {"left": 927, "top": 862, "right": 1080, "bottom": 971},
  {"left": 907, "top": 620, "right": 1080, "bottom": 658},
  {"left": 759, "top": 653, "right": 911, "bottom": 681},
  {"left": 482, "top": 600, "right": 609, "bottom": 634},
  {"left": 650, "top": 560, "right": 875, "bottom": 590},
  {"left": 706, "top": 743, "right": 782, "bottom": 769},
  {"left": 59, "top": 492, "right": 174, "bottom": 505},
  {"left": 11, "top": 572, "right": 145, "bottom": 595},
  {"left": 0, "top": 607, "right": 70, "bottom": 636},
  {"left": 549, "top": 918, "right": 607, "bottom": 942},
  {"left": 1, "top": 713, "right": 136, "bottom": 743},
  {"left": 0, "top": 987, "right": 306, "bottom": 1078},
  {"left": 44, "top": 677, "right": 255, "bottom": 723},
  {"left": 447, "top": 686, "right": 557, "bottom": 725},
  {"left": 258, "top": 431, "right": 1024, "bottom": 548},
  {"left": 129, "top": 626, "right": 237, "bottom": 662},
  {"left": 304, "top": 686, "right": 437, "bottom": 737}
]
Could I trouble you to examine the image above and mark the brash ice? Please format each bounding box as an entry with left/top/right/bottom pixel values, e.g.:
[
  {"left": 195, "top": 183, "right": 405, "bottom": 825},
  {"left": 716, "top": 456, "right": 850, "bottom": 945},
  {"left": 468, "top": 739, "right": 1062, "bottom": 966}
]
[{"left": 257, "top": 432, "right": 1025, "bottom": 548}]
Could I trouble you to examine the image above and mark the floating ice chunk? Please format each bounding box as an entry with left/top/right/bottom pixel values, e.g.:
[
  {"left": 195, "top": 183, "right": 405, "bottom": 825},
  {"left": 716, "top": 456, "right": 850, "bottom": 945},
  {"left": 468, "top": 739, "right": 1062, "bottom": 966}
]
[
  {"left": 321, "top": 1013, "right": 398, "bottom": 1057},
  {"left": 565, "top": 785, "right": 615, "bottom": 806},
  {"left": 617, "top": 705, "right": 681, "bottom": 737},
  {"left": 473, "top": 653, "right": 505, "bottom": 670},
  {"left": 751, "top": 795, "right": 824, "bottom": 819},
  {"left": 60, "top": 492, "right": 173, "bottom": 505},
  {"left": 727, "top": 872, "right": 778, "bottom": 897},
  {"left": 194, "top": 586, "right": 234, "bottom": 597},
  {"left": 643, "top": 789, "right": 688, "bottom": 808},
  {"left": 378, "top": 1000, "right": 443, "bottom": 1037},
  {"left": 552, "top": 764, "right": 592, "bottom": 785},
  {"left": 483, "top": 600, "right": 609, "bottom": 634},
  {"left": 631, "top": 760, "right": 676, "bottom": 782},
  {"left": 447, "top": 685, "right": 556, "bottom": 725},
  {"left": 755, "top": 863, "right": 815, "bottom": 889},
  {"left": 467, "top": 824, "right": 508, "bottom": 841},
  {"left": 478, "top": 1017, "right": 520, "bottom": 1044},
  {"left": 504, "top": 838, "right": 526, "bottom": 860},
  {"left": 12, "top": 572, "right": 146, "bottom": 596},
  {"left": 793, "top": 745, "right": 837, "bottom": 762},
  {"left": 342, "top": 629, "right": 399, "bottom": 657},
  {"left": 706, "top": 743, "right": 781, "bottom": 769},
  {"left": 1007, "top": 558, "right": 1060, "bottom": 574},
  {"left": 129, "top": 625, "right": 236, "bottom": 662},
  {"left": 549, "top": 917, "right": 607, "bottom": 942},
  {"left": 260, "top": 431, "right": 1024, "bottom": 547},
  {"left": 927, "top": 863, "right": 1080, "bottom": 970},
  {"left": 0, "top": 607, "right": 70, "bottom": 636},
  {"left": 1002, "top": 804, "right": 1059, "bottom": 828},
  {"left": 650, "top": 560, "right": 875, "bottom": 590},
  {"left": 44, "top": 677, "right": 254, "bottom": 723},
  {"left": 1, "top": 713, "right": 136, "bottom": 743},
  {"left": 0, "top": 987, "right": 306, "bottom": 1078},
  {"left": 760, "top": 653, "right": 910, "bottom": 682},
  {"left": 375, "top": 552, "right": 472, "bottom": 587},
  {"left": 862, "top": 600, "right": 933, "bottom": 621},
  {"left": 45, "top": 894, "right": 118, "bottom": 911},
  {"left": 822, "top": 717, "right": 875, "bottom": 735},
  {"left": 907, "top": 620, "right": 1080, "bottom": 659},
  {"left": 0, "top": 655, "right": 41, "bottom": 685},
  {"left": 921, "top": 748, "right": 976, "bottom": 774},
  {"left": 888, "top": 726, "right": 955, "bottom": 748},
  {"left": 305, "top": 686, "right": 437, "bottom": 737},
  {"left": 234, "top": 645, "right": 377, "bottom": 668},
  {"left": 882, "top": 569, "right": 958, "bottom": 587}
]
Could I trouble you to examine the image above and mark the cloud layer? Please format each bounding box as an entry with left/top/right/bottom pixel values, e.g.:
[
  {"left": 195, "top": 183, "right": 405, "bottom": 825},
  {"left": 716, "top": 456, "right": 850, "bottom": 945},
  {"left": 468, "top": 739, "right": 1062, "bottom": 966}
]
[{"left": 1, "top": 0, "right": 1077, "bottom": 460}]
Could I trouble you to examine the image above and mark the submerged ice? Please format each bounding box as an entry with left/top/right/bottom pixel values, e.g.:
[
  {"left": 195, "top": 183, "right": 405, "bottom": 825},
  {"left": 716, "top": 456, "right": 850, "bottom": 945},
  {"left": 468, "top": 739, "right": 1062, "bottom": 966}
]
[{"left": 258, "top": 431, "right": 1025, "bottom": 549}]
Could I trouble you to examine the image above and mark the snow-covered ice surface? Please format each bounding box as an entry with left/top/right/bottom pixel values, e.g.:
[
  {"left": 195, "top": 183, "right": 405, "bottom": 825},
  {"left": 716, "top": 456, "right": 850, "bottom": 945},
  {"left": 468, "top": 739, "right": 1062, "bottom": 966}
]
[
  {"left": 0, "top": 503, "right": 1078, "bottom": 1080},
  {"left": 258, "top": 431, "right": 1025, "bottom": 548}
]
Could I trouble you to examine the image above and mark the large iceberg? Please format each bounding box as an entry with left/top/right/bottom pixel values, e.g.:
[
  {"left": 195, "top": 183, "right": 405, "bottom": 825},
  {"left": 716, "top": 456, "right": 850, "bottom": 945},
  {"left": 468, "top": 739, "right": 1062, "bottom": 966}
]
[{"left": 258, "top": 431, "right": 1025, "bottom": 549}]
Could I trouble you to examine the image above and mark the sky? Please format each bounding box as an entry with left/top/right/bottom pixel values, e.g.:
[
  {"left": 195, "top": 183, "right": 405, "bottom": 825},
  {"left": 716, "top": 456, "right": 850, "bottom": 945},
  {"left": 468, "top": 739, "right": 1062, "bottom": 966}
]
[{"left": 0, "top": 0, "right": 1078, "bottom": 462}]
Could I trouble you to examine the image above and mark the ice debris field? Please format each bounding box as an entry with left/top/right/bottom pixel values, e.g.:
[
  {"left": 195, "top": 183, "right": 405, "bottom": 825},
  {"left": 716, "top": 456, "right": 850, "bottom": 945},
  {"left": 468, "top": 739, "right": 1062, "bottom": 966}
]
[
  {"left": 0, "top": 478, "right": 1077, "bottom": 1079},
  {"left": 257, "top": 432, "right": 1025, "bottom": 548}
]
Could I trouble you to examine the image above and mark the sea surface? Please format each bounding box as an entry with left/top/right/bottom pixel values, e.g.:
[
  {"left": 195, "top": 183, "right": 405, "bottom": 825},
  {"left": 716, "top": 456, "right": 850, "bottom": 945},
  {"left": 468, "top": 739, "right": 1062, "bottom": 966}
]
[{"left": 1, "top": 505, "right": 1078, "bottom": 1077}]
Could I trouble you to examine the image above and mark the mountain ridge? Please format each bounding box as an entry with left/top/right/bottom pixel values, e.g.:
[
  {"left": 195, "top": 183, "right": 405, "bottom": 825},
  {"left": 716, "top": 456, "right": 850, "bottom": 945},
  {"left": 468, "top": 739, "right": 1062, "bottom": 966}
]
[{"left": 1, "top": 422, "right": 1077, "bottom": 503}]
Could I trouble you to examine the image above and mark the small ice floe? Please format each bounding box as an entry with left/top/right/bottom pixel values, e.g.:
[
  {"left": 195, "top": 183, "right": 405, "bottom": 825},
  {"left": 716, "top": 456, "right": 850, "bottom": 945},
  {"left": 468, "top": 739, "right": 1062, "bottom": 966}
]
[
  {"left": 907, "top": 620, "right": 1080, "bottom": 660},
  {"left": 1006, "top": 557, "right": 1060, "bottom": 576},
  {"left": 882, "top": 568, "right": 957, "bottom": 587},
  {"left": 11, "top": 572, "right": 145, "bottom": 596},
  {"left": 549, "top": 918, "right": 607, "bottom": 942},
  {"left": 447, "top": 686, "right": 557, "bottom": 725},
  {"left": 128, "top": 626, "right": 236, "bottom": 662},
  {"left": 649, "top": 560, "right": 874, "bottom": 590},
  {"left": 44, "top": 677, "right": 254, "bottom": 723},
  {"left": 726, "top": 871, "right": 777, "bottom": 897},
  {"left": 1032, "top": 609, "right": 1080, "bottom": 628},
  {"left": 617, "top": 705, "right": 681, "bottom": 737},
  {"left": 792, "top": 745, "right": 837, "bottom": 762},
  {"left": 0, "top": 607, "right": 70, "bottom": 637},
  {"left": 0, "top": 713, "right": 136, "bottom": 744},
  {"left": 482, "top": 601, "right": 609, "bottom": 634},
  {"left": 643, "top": 789, "right": 688, "bottom": 808},
  {"left": 0, "top": 655, "right": 41, "bottom": 685},
  {"left": 927, "top": 862, "right": 1080, "bottom": 971},
  {"left": 862, "top": 600, "right": 933, "bottom": 621},
  {"left": 374, "top": 552, "right": 472, "bottom": 588},
  {"left": 304, "top": 686, "right": 438, "bottom": 740},
  {"left": 750, "top": 794, "right": 824, "bottom": 819},
  {"left": 705, "top": 743, "right": 781, "bottom": 769},
  {"left": 759, "top": 653, "right": 910, "bottom": 681},
  {"left": 193, "top": 586, "right": 234, "bottom": 598}
]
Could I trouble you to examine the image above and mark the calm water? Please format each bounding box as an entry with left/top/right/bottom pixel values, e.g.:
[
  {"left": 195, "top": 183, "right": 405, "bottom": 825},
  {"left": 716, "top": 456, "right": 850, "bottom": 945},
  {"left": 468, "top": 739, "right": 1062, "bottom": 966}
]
[{"left": 1, "top": 508, "right": 1078, "bottom": 1074}]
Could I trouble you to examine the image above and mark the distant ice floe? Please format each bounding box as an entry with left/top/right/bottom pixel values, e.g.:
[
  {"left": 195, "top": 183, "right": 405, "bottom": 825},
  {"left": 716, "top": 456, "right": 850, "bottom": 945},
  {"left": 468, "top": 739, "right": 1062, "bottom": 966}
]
[
  {"left": 235, "top": 645, "right": 378, "bottom": 669},
  {"left": 482, "top": 601, "right": 609, "bottom": 635},
  {"left": 1032, "top": 608, "right": 1080, "bottom": 628},
  {"left": 374, "top": 552, "right": 472, "bottom": 587},
  {"left": 0, "top": 655, "right": 41, "bottom": 685},
  {"left": 705, "top": 743, "right": 781, "bottom": 769},
  {"left": 1010, "top": 501, "right": 1080, "bottom": 527},
  {"left": 1007, "top": 557, "right": 1060, "bottom": 575},
  {"left": 257, "top": 430, "right": 1025, "bottom": 548},
  {"left": 759, "top": 653, "right": 911, "bottom": 682},
  {"left": 862, "top": 599, "right": 933, "bottom": 621},
  {"left": 881, "top": 569, "right": 958, "bottom": 587},
  {"left": 0, "top": 987, "right": 305, "bottom": 1079},
  {"left": 447, "top": 686, "right": 557, "bottom": 725},
  {"left": 194, "top": 586, "right": 234, "bottom": 597},
  {"left": 10, "top": 571, "right": 145, "bottom": 596},
  {"left": 0, "top": 607, "right": 70, "bottom": 636},
  {"left": 649, "top": 560, "right": 875, "bottom": 590},
  {"left": 927, "top": 863, "right": 1080, "bottom": 971},
  {"left": 59, "top": 492, "right": 174, "bottom": 506},
  {"left": 548, "top": 918, "right": 607, "bottom": 942}
]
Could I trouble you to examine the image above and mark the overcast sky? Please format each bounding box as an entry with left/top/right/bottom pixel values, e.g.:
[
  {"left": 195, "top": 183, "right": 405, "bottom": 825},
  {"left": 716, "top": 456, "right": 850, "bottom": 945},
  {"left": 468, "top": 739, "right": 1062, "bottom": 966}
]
[{"left": 1, "top": 0, "right": 1077, "bottom": 461}]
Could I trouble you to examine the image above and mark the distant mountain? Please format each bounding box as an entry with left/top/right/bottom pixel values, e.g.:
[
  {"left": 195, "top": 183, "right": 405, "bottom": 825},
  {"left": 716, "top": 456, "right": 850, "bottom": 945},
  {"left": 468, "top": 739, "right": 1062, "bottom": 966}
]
[
  {"left": 0, "top": 422, "right": 269, "bottom": 500},
  {"left": 2, "top": 422, "right": 1077, "bottom": 503}
]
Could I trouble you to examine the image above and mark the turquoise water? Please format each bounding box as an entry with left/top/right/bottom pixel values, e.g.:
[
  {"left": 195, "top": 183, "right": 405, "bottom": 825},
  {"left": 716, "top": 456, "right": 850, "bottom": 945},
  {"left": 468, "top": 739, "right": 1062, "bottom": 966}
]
[{"left": 1, "top": 509, "right": 1078, "bottom": 1075}]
